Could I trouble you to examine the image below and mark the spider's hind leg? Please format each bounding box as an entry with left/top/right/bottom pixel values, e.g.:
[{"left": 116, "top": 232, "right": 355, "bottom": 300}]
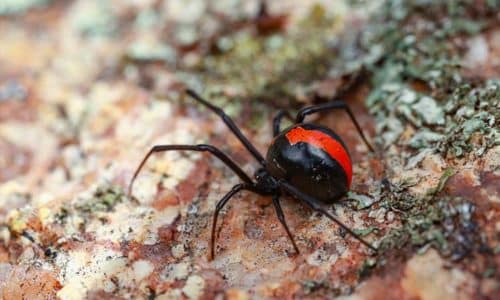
[
  {"left": 272, "top": 109, "right": 294, "bottom": 137},
  {"left": 295, "top": 101, "right": 375, "bottom": 152},
  {"left": 279, "top": 180, "right": 378, "bottom": 253}
]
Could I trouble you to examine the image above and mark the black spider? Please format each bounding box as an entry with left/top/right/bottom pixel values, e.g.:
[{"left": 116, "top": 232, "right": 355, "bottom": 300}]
[{"left": 128, "top": 89, "right": 377, "bottom": 260}]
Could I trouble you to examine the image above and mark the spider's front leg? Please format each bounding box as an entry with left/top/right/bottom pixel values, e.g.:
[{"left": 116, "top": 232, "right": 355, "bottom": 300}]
[
  {"left": 210, "top": 183, "right": 258, "bottom": 260},
  {"left": 272, "top": 193, "right": 300, "bottom": 254},
  {"left": 128, "top": 144, "right": 253, "bottom": 197},
  {"left": 185, "top": 89, "right": 267, "bottom": 165}
]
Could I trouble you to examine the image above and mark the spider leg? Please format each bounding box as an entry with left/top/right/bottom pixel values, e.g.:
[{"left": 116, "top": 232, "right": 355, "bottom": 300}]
[
  {"left": 211, "top": 183, "right": 256, "bottom": 260},
  {"left": 272, "top": 109, "right": 294, "bottom": 137},
  {"left": 185, "top": 89, "right": 266, "bottom": 165},
  {"left": 295, "top": 101, "right": 375, "bottom": 152},
  {"left": 128, "top": 144, "right": 253, "bottom": 197},
  {"left": 272, "top": 193, "right": 300, "bottom": 254},
  {"left": 279, "top": 180, "right": 378, "bottom": 253}
]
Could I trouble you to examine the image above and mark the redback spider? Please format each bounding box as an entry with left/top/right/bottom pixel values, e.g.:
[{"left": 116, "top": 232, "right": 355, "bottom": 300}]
[{"left": 128, "top": 89, "right": 378, "bottom": 260}]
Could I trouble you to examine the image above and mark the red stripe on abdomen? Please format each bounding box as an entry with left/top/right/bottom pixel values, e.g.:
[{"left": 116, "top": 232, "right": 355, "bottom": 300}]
[{"left": 285, "top": 126, "right": 352, "bottom": 188}]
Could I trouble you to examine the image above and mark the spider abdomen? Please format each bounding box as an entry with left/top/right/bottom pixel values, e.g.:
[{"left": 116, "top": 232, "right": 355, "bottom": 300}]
[{"left": 266, "top": 124, "right": 352, "bottom": 203}]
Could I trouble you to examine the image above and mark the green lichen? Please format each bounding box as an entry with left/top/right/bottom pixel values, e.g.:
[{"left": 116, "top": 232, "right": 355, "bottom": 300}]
[
  {"left": 127, "top": 42, "right": 177, "bottom": 64},
  {"left": 329, "top": 1, "right": 499, "bottom": 265},
  {"left": 353, "top": 226, "right": 379, "bottom": 236},
  {"left": 378, "top": 176, "right": 483, "bottom": 262},
  {"left": 71, "top": 1, "right": 117, "bottom": 37},
  {"left": 347, "top": 191, "right": 379, "bottom": 210},
  {"left": 482, "top": 266, "right": 495, "bottom": 278},
  {"left": 358, "top": 258, "right": 377, "bottom": 278},
  {"left": 366, "top": 161, "right": 485, "bottom": 261},
  {"left": 301, "top": 279, "right": 343, "bottom": 296},
  {"left": 0, "top": 0, "right": 50, "bottom": 15},
  {"left": 339, "top": 0, "right": 499, "bottom": 158},
  {"left": 427, "top": 167, "right": 456, "bottom": 195},
  {"left": 52, "top": 184, "right": 126, "bottom": 230},
  {"left": 203, "top": 28, "right": 328, "bottom": 100},
  {"left": 437, "top": 80, "right": 500, "bottom": 157},
  {"left": 75, "top": 184, "right": 125, "bottom": 215}
]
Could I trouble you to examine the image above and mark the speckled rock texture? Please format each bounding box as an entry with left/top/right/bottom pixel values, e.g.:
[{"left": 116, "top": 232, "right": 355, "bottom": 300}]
[{"left": 0, "top": 1, "right": 498, "bottom": 299}]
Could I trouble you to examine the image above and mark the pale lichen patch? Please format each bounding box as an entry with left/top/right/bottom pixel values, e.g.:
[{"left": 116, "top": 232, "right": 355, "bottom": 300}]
[
  {"left": 131, "top": 173, "right": 162, "bottom": 204},
  {"left": 171, "top": 243, "right": 187, "bottom": 259},
  {"left": 481, "top": 146, "right": 500, "bottom": 173},
  {"left": 132, "top": 260, "right": 154, "bottom": 282},
  {"left": 56, "top": 246, "right": 127, "bottom": 300},
  {"left": 89, "top": 204, "right": 179, "bottom": 245},
  {"left": 182, "top": 275, "right": 205, "bottom": 300},
  {"left": 157, "top": 289, "right": 184, "bottom": 300},
  {"left": 161, "top": 262, "right": 191, "bottom": 282}
]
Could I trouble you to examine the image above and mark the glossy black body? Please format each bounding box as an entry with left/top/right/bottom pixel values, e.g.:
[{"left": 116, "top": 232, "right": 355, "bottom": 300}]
[{"left": 266, "top": 124, "right": 350, "bottom": 203}]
